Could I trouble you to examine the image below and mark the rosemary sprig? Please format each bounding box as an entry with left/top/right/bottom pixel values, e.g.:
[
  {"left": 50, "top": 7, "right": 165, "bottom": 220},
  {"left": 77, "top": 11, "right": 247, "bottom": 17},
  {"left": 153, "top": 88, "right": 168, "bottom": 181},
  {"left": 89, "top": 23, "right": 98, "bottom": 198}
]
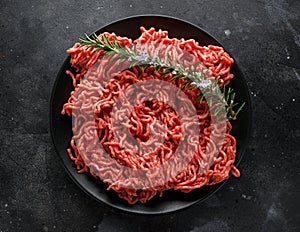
[{"left": 79, "top": 33, "right": 245, "bottom": 120}]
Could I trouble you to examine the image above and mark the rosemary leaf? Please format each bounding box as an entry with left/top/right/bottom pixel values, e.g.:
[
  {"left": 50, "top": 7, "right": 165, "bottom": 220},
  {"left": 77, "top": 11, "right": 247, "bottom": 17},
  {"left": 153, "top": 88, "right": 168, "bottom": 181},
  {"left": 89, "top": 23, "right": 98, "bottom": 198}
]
[{"left": 78, "top": 33, "right": 245, "bottom": 121}]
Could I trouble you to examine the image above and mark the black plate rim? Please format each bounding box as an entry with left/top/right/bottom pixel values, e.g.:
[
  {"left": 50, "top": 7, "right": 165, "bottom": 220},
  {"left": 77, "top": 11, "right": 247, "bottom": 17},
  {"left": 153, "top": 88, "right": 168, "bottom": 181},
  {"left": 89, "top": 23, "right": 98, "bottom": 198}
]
[{"left": 50, "top": 14, "right": 252, "bottom": 215}]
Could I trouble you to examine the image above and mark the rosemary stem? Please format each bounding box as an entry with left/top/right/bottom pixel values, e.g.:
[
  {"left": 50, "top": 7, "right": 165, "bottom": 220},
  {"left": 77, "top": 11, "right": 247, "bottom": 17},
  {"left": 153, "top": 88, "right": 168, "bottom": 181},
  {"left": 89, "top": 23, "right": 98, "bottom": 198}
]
[{"left": 78, "top": 33, "right": 245, "bottom": 120}]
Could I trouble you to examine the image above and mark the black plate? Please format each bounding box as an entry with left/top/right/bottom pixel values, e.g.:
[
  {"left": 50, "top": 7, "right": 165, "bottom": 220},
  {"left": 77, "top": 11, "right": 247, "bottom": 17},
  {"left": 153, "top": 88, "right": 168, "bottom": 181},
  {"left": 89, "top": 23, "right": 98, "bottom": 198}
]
[{"left": 50, "top": 15, "right": 252, "bottom": 214}]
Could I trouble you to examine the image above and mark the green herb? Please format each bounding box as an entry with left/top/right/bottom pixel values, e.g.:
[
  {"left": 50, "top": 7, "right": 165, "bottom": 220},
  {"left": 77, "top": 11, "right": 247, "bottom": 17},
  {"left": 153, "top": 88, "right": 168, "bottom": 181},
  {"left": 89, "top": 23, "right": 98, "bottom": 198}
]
[{"left": 79, "top": 33, "right": 245, "bottom": 120}]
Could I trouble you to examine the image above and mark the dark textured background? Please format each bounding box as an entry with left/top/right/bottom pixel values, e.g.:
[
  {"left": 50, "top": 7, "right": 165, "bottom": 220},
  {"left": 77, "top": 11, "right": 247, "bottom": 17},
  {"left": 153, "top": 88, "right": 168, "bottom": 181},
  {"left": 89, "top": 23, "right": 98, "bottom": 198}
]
[{"left": 0, "top": 0, "right": 300, "bottom": 231}]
